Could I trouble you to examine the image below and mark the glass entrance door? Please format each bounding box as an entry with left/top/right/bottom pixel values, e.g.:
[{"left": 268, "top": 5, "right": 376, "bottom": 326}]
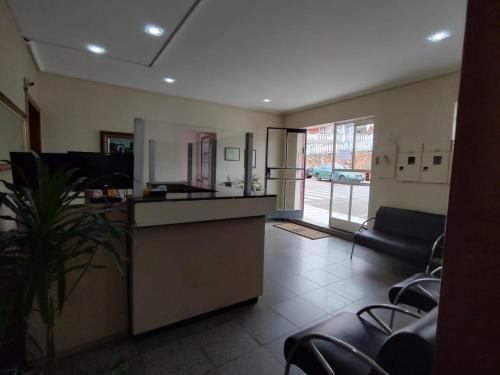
[
  {"left": 265, "top": 127, "right": 307, "bottom": 219},
  {"left": 329, "top": 119, "right": 374, "bottom": 232}
]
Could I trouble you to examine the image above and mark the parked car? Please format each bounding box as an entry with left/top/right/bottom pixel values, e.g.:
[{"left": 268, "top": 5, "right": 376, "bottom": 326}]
[{"left": 311, "top": 163, "right": 364, "bottom": 183}]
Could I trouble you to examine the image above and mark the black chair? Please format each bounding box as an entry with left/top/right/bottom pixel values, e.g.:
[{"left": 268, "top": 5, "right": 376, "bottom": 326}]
[
  {"left": 284, "top": 305, "right": 437, "bottom": 375},
  {"left": 388, "top": 234, "right": 445, "bottom": 313},
  {"left": 351, "top": 206, "right": 446, "bottom": 267}
]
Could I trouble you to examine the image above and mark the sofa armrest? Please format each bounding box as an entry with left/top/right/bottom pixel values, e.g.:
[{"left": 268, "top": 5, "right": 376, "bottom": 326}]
[
  {"left": 284, "top": 333, "right": 390, "bottom": 375},
  {"left": 356, "top": 217, "right": 376, "bottom": 233},
  {"left": 426, "top": 233, "right": 445, "bottom": 273},
  {"left": 357, "top": 304, "right": 422, "bottom": 334},
  {"left": 430, "top": 266, "right": 443, "bottom": 277}
]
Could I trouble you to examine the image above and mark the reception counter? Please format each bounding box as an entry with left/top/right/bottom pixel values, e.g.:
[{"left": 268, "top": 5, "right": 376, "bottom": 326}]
[{"left": 128, "top": 191, "right": 276, "bottom": 334}]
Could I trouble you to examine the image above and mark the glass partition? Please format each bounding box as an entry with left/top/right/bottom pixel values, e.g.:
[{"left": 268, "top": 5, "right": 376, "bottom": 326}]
[{"left": 141, "top": 120, "right": 258, "bottom": 194}]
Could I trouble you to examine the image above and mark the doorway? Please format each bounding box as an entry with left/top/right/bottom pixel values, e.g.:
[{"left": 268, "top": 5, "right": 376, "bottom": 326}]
[
  {"left": 303, "top": 124, "right": 335, "bottom": 227},
  {"left": 302, "top": 118, "right": 374, "bottom": 232},
  {"left": 265, "top": 127, "right": 307, "bottom": 219},
  {"left": 27, "top": 96, "right": 41, "bottom": 153},
  {"left": 329, "top": 118, "right": 374, "bottom": 232}
]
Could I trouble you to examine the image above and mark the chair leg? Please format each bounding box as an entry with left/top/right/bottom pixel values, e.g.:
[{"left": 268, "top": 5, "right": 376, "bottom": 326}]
[{"left": 350, "top": 242, "right": 356, "bottom": 259}]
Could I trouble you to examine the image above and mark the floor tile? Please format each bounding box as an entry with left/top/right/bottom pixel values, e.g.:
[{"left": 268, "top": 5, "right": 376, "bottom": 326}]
[
  {"left": 238, "top": 307, "right": 297, "bottom": 344},
  {"left": 264, "top": 334, "right": 293, "bottom": 366},
  {"left": 262, "top": 280, "right": 298, "bottom": 305},
  {"left": 277, "top": 274, "right": 322, "bottom": 295},
  {"left": 68, "top": 339, "right": 137, "bottom": 374},
  {"left": 218, "top": 347, "right": 283, "bottom": 375},
  {"left": 300, "top": 268, "right": 342, "bottom": 286},
  {"left": 272, "top": 297, "right": 328, "bottom": 327},
  {"left": 326, "top": 278, "right": 376, "bottom": 300},
  {"left": 301, "top": 287, "right": 352, "bottom": 313},
  {"left": 196, "top": 321, "right": 260, "bottom": 366},
  {"left": 142, "top": 337, "right": 214, "bottom": 375}
]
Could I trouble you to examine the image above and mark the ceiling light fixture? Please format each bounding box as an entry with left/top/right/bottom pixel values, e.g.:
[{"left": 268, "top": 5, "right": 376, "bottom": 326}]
[
  {"left": 144, "top": 24, "right": 164, "bottom": 37},
  {"left": 164, "top": 77, "right": 176, "bottom": 83},
  {"left": 86, "top": 44, "right": 106, "bottom": 54},
  {"left": 427, "top": 30, "right": 451, "bottom": 42},
  {"left": 262, "top": 98, "right": 272, "bottom": 103}
]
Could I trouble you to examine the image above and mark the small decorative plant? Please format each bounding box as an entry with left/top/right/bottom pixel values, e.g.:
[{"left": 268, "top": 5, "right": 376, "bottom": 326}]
[
  {"left": 223, "top": 175, "right": 232, "bottom": 187},
  {"left": 236, "top": 175, "right": 264, "bottom": 192},
  {"left": 0, "top": 153, "right": 124, "bottom": 374}
]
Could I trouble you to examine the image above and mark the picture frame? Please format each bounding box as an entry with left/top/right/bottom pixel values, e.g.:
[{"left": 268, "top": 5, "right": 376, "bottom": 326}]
[
  {"left": 101, "top": 131, "right": 134, "bottom": 153},
  {"left": 224, "top": 147, "right": 240, "bottom": 161},
  {"left": 252, "top": 149, "right": 256, "bottom": 168}
]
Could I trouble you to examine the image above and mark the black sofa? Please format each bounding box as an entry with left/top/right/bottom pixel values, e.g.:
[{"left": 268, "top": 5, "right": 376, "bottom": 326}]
[
  {"left": 351, "top": 206, "right": 446, "bottom": 266},
  {"left": 284, "top": 305, "right": 437, "bottom": 375}
]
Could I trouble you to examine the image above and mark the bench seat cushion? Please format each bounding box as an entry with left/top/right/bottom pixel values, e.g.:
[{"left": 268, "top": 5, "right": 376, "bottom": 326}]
[
  {"left": 284, "top": 312, "right": 388, "bottom": 375},
  {"left": 354, "top": 230, "right": 432, "bottom": 266}
]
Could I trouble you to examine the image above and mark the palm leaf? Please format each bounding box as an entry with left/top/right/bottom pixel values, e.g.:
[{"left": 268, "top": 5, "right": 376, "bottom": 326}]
[{"left": 0, "top": 152, "right": 125, "bottom": 373}]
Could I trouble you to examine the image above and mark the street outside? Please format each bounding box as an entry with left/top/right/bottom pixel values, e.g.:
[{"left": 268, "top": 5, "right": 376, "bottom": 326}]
[{"left": 303, "top": 178, "right": 370, "bottom": 226}]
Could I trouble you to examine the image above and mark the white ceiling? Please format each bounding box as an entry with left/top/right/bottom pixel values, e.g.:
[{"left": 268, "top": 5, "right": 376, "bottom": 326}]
[{"left": 9, "top": 0, "right": 467, "bottom": 113}]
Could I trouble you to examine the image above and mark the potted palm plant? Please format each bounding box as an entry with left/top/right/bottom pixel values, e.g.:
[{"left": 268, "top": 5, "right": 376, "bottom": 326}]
[{"left": 0, "top": 153, "right": 125, "bottom": 374}]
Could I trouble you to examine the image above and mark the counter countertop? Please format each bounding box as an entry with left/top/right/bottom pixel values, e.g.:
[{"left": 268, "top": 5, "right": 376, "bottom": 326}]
[{"left": 129, "top": 190, "right": 276, "bottom": 204}]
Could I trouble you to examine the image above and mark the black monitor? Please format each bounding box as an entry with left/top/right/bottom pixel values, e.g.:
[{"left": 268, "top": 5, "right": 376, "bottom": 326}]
[
  {"left": 10, "top": 152, "right": 77, "bottom": 189},
  {"left": 10, "top": 152, "right": 134, "bottom": 190},
  {"left": 68, "top": 152, "right": 134, "bottom": 189}
]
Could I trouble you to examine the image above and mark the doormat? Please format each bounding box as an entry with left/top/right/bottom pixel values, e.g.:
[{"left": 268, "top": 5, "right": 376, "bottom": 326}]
[{"left": 273, "top": 222, "right": 331, "bottom": 240}]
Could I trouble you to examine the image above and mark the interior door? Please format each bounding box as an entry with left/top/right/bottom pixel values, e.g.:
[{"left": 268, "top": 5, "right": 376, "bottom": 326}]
[
  {"left": 329, "top": 119, "right": 374, "bottom": 232},
  {"left": 28, "top": 96, "right": 41, "bottom": 152},
  {"left": 265, "top": 127, "right": 307, "bottom": 219}
]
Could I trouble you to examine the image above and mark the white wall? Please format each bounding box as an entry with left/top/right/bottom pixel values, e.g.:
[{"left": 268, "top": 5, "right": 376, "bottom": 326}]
[
  {"left": 0, "top": 0, "right": 39, "bottom": 230},
  {"left": 0, "top": 0, "right": 38, "bottom": 110},
  {"left": 285, "top": 72, "right": 460, "bottom": 216},
  {"left": 38, "top": 73, "right": 282, "bottom": 188}
]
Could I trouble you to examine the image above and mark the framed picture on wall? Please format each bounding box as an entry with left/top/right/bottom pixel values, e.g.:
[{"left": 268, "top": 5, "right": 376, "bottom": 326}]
[
  {"left": 252, "top": 149, "right": 256, "bottom": 168},
  {"left": 224, "top": 147, "right": 240, "bottom": 161},
  {"left": 101, "top": 131, "right": 133, "bottom": 153}
]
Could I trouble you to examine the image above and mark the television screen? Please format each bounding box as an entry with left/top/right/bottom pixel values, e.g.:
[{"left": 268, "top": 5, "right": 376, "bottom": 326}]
[
  {"left": 68, "top": 152, "right": 134, "bottom": 189},
  {"left": 10, "top": 152, "right": 134, "bottom": 189},
  {"left": 10, "top": 152, "right": 78, "bottom": 189}
]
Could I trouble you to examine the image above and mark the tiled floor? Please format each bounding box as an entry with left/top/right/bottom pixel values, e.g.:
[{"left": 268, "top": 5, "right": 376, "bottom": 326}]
[{"left": 58, "top": 222, "right": 419, "bottom": 375}]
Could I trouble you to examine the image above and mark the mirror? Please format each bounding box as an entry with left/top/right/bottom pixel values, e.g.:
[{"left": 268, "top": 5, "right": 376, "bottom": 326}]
[{"left": 0, "top": 93, "right": 27, "bottom": 169}]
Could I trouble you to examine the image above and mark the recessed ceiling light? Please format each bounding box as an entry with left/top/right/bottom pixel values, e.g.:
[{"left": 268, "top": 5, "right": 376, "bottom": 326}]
[
  {"left": 144, "top": 24, "right": 164, "bottom": 37},
  {"left": 164, "top": 77, "right": 176, "bottom": 83},
  {"left": 262, "top": 98, "right": 272, "bottom": 103},
  {"left": 427, "top": 31, "right": 451, "bottom": 42},
  {"left": 86, "top": 44, "right": 106, "bottom": 54}
]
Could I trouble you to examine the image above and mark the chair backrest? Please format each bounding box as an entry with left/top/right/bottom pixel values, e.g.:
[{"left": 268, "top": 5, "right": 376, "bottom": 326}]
[
  {"left": 373, "top": 308, "right": 438, "bottom": 375},
  {"left": 373, "top": 206, "right": 445, "bottom": 242}
]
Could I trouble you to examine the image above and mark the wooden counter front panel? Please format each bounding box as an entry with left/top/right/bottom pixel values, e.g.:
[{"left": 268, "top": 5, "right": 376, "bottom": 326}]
[{"left": 131, "top": 216, "right": 265, "bottom": 334}]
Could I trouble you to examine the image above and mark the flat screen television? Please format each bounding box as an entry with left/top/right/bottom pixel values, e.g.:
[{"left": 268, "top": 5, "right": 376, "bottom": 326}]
[
  {"left": 10, "top": 152, "right": 78, "bottom": 189},
  {"left": 68, "top": 152, "right": 134, "bottom": 189},
  {"left": 10, "top": 152, "right": 134, "bottom": 189}
]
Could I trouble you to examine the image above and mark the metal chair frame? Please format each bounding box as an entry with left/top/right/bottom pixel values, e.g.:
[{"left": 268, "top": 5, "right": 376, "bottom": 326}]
[
  {"left": 350, "top": 217, "right": 375, "bottom": 259},
  {"left": 389, "top": 277, "right": 441, "bottom": 327}
]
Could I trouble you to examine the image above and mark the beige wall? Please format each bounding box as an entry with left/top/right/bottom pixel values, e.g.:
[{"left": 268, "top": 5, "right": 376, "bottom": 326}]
[
  {"left": 0, "top": 0, "right": 38, "bottom": 109},
  {"left": 0, "top": 0, "right": 39, "bottom": 230},
  {"left": 285, "top": 72, "right": 460, "bottom": 216},
  {"left": 38, "top": 73, "right": 282, "bottom": 186}
]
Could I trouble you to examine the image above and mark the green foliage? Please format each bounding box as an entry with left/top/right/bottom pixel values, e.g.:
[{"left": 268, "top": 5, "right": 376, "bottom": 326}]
[
  {"left": 0, "top": 153, "right": 125, "bottom": 374},
  {"left": 236, "top": 175, "right": 264, "bottom": 192}
]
